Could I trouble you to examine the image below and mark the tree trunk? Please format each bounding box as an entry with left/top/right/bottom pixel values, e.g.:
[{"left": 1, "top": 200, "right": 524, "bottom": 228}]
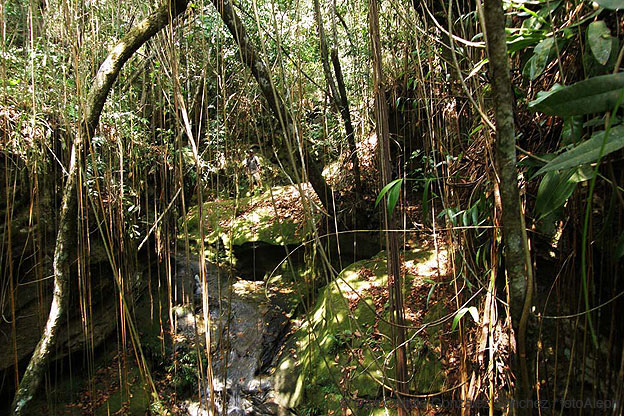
[
  {"left": 483, "top": 0, "right": 533, "bottom": 406},
  {"left": 10, "top": 1, "right": 188, "bottom": 414},
  {"left": 313, "top": 0, "right": 339, "bottom": 105},
  {"left": 314, "top": 0, "right": 362, "bottom": 197},
  {"left": 211, "top": 0, "right": 333, "bottom": 214},
  {"left": 369, "top": 0, "right": 408, "bottom": 413},
  {"left": 330, "top": 48, "right": 362, "bottom": 197}
]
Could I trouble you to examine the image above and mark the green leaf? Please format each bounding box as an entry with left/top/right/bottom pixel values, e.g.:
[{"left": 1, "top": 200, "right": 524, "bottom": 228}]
[
  {"left": 535, "top": 125, "right": 624, "bottom": 175},
  {"left": 439, "top": 207, "right": 459, "bottom": 226},
  {"left": 535, "top": 170, "right": 577, "bottom": 220},
  {"left": 507, "top": 32, "right": 546, "bottom": 55},
  {"left": 570, "top": 165, "right": 594, "bottom": 182},
  {"left": 471, "top": 204, "right": 479, "bottom": 226},
  {"left": 587, "top": 21, "right": 612, "bottom": 65},
  {"left": 426, "top": 285, "right": 436, "bottom": 308},
  {"left": 422, "top": 178, "right": 431, "bottom": 218},
  {"left": 528, "top": 73, "right": 624, "bottom": 116},
  {"left": 593, "top": 0, "right": 624, "bottom": 10},
  {"left": 561, "top": 116, "right": 583, "bottom": 144},
  {"left": 451, "top": 306, "right": 479, "bottom": 331},
  {"left": 387, "top": 179, "right": 402, "bottom": 216},
  {"left": 375, "top": 178, "right": 403, "bottom": 216},
  {"left": 375, "top": 179, "right": 399, "bottom": 207},
  {"left": 524, "top": 37, "right": 555, "bottom": 80}
]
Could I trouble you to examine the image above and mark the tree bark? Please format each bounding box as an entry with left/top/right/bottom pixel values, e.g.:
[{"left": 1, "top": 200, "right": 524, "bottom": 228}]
[
  {"left": 483, "top": 0, "right": 533, "bottom": 406},
  {"left": 330, "top": 48, "right": 362, "bottom": 197},
  {"left": 313, "top": 0, "right": 340, "bottom": 106},
  {"left": 211, "top": 0, "right": 333, "bottom": 213},
  {"left": 369, "top": 0, "right": 408, "bottom": 413},
  {"left": 314, "top": 0, "right": 362, "bottom": 197},
  {"left": 10, "top": 1, "right": 188, "bottom": 414}
]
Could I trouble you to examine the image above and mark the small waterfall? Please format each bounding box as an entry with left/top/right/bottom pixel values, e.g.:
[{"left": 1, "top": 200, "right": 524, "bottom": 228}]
[{"left": 176, "top": 257, "right": 289, "bottom": 415}]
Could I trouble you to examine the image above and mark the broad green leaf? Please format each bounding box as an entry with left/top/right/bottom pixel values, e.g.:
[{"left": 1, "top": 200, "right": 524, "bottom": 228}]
[
  {"left": 507, "top": 32, "right": 546, "bottom": 55},
  {"left": 471, "top": 204, "right": 479, "bottom": 226},
  {"left": 593, "top": 0, "right": 624, "bottom": 10},
  {"left": 451, "top": 306, "right": 479, "bottom": 331},
  {"left": 583, "top": 37, "right": 620, "bottom": 76},
  {"left": 528, "top": 73, "right": 624, "bottom": 116},
  {"left": 375, "top": 179, "right": 400, "bottom": 207},
  {"left": 375, "top": 178, "right": 403, "bottom": 216},
  {"left": 535, "top": 125, "right": 624, "bottom": 175},
  {"left": 561, "top": 116, "right": 583, "bottom": 144},
  {"left": 535, "top": 170, "right": 577, "bottom": 220},
  {"left": 587, "top": 21, "right": 612, "bottom": 65},
  {"left": 570, "top": 165, "right": 594, "bottom": 182},
  {"left": 387, "top": 178, "right": 402, "bottom": 216},
  {"left": 461, "top": 210, "right": 470, "bottom": 227},
  {"left": 524, "top": 37, "right": 555, "bottom": 80}
]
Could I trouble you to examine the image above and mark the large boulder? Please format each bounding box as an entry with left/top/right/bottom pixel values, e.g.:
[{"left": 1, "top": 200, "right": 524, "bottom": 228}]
[
  {"left": 182, "top": 185, "right": 322, "bottom": 281},
  {"left": 272, "top": 249, "right": 451, "bottom": 415},
  {"left": 183, "top": 184, "right": 320, "bottom": 247},
  {"left": 0, "top": 244, "right": 147, "bottom": 373}
]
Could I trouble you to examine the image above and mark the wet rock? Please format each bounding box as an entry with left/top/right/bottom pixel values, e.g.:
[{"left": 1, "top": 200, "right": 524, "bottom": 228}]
[{"left": 173, "top": 257, "right": 295, "bottom": 416}]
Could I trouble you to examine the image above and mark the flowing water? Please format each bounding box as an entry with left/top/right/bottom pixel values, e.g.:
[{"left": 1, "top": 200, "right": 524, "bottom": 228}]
[{"left": 174, "top": 257, "right": 292, "bottom": 416}]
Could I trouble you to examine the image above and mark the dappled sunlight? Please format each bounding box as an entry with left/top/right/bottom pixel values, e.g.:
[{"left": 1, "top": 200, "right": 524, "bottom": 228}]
[
  {"left": 403, "top": 248, "right": 448, "bottom": 280},
  {"left": 182, "top": 184, "right": 320, "bottom": 248},
  {"left": 279, "top": 246, "right": 453, "bottom": 413}
]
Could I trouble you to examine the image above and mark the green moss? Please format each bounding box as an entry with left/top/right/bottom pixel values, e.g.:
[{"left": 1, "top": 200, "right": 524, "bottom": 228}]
[
  {"left": 94, "top": 366, "right": 151, "bottom": 416},
  {"left": 182, "top": 198, "right": 238, "bottom": 244},
  {"left": 180, "top": 185, "right": 315, "bottom": 249},
  {"left": 275, "top": 249, "right": 448, "bottom": 415}
]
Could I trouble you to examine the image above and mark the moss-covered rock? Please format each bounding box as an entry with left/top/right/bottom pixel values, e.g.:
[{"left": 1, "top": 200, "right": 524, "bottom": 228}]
[
  {"left": 181, "top": 184, "right": 319, "bottom": 248},
  {"left": 273, "top": 249, "right": 450, "bottom": 415}
]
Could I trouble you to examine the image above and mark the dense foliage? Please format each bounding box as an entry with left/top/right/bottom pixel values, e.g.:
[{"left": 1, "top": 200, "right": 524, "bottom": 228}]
[{"left": 1, "top": 0, "right": 623, "bottom": 414}]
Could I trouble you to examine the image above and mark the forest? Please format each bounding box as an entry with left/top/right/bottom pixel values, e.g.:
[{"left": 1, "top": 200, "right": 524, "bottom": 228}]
[{"left": 1, "top": 0, "right": 623, "bottom": 414}]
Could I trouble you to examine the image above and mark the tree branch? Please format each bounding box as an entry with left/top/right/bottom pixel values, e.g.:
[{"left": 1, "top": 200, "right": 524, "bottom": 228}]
[{"left": 10, "top": 1, "right": 187, "bottom": 414}]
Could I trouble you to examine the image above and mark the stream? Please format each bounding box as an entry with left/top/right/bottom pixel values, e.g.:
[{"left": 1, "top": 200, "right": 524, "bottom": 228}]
[{"left": 173, "top": 257, "right": 293, "bottom": 416}]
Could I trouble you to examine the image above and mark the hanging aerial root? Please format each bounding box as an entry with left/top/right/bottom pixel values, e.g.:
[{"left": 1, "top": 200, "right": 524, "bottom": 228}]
[{"left": 10, "top": 1, "right": 188, "bottom": 414}]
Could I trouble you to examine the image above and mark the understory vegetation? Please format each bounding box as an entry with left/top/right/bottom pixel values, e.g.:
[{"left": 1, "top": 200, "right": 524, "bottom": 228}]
[{"left": 1, "top": 0, "right": 623, "bottom": 415}]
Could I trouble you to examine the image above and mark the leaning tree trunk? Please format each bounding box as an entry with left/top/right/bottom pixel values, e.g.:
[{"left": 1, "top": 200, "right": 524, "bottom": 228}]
[
  {"left": 211, "top": 0, "right": 333, "bottom": 214},
  {"left": 483, "top": 0, "right": 533, "bottom": 407},
  {"left": 11, "top": 1, "right": 188, "bottom": 414},
  {"left": 313, "top": 0, "right": 340, "bottom": 107},
  {"left": 313, "top": 0, "right": 362, "bottom": 198},
  {"left": 330, "top": 48, "right": 362, "bottom": 197},
  {"left": 369, "top": 0, "right": 409, "bottom": 413}
]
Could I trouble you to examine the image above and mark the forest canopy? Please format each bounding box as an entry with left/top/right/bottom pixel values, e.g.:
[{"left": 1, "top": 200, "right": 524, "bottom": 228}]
[{"left": 1, "top": 0, "right": 623, "bottom": 415}]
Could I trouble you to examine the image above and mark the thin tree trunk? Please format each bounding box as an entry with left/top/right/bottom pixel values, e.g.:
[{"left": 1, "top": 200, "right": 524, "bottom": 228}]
[
  {"left": 211, "top": 0, "right": 333, "bottom": 213},
  {"left": 369, "top": 0, "right": 408, "bottom": 413},
  {"left": 10, "top": 1, "right": 188, "bottom": 414},
  {"left": 313, "top": 0, "right": 339, "bottom": 105},
  {"left": 330, "top": 48, "right": 362, "bottom": 196},
  {"left": 314, "top": 0, "right": 362, "bottom": 197},
  {"left": 483, "top": 0, "right": 533, "bottom": 406}
]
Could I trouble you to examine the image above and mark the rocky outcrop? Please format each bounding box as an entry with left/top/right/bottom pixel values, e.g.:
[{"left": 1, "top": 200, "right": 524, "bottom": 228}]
[
  {"left": 0, "top": 243, "right": 148, "bottom": 373},
  {"left": 272, "top": 249, "right": 450, "bottom": 415},
  {"left": 171, "top": 257, "right": 297, "bottom": 416}
]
